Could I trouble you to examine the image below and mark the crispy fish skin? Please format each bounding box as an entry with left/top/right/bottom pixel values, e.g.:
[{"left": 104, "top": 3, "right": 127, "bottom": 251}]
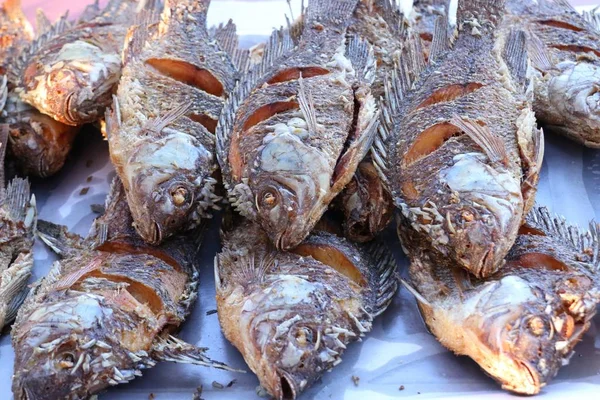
[
  {"left": 335, "top": 160, "right": 393, "bottom": 242},
  {"left": 374, "top": 0, "right": 543, "bottom": 278},
  {"left": 504, "top": 0, "right": 600, "bottom": 148},
  {"left": 11, "top": 179, "right": 230, "bottom": 400},
  {"left": 217, "top": 0, "right": 380, "bottom": 251},
  {"left": 14, "top": 0, "right": 150, "bottom": 126},
  {"left": 107, "top": 0, "right": 239, "bottom": 245},
  {"left": 400, "top": 207, "right": 600, "bottom": 395},
  {"left": 216, "top": 218, "right": 397, "bottom": 400},
  {"left": 0, "top": 91, "right": 37, "bottom": 330}
]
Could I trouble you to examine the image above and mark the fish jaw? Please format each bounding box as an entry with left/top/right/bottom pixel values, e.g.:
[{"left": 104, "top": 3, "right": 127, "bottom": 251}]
[
  {"left": 251, "top": 134, "right": 332, "bottom": 250},
  {"left": 122, "top": 133, "right": 214, "bottom": 244},
  {"left": 20, "top": 40, "right": 122, "bottom": 126},
  {"left": 544, "top": 61, "right": 600, "bottom": 148},
  {"left": 439, "top": 153, "right": 523, "bottom": 277}
]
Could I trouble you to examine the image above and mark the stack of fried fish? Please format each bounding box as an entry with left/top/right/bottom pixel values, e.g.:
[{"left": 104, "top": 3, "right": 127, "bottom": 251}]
[{"left": 0, "top": 0, "right": 599, "bottom": 399}]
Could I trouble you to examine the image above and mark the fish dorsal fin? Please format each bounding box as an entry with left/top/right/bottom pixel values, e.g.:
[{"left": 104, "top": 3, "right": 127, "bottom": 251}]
[
  {"left": 502, "top": 29, "right": 528, "bottom": 89},
  {"left": 457, "top": 0, "right": 506, "bottom": 37},
  {"left": 345, "top": 35, "right": 376, "bottom": 84},
  {"left": 362, "top": 240, "right": 399, "bottom": 316},
  {"left": 212, "top": 19, "right": 249, "bottom": 73},
  {"left": 122, "top": 9, "right": 158, "bottom": 65},
  {"left": 35, "top": 9, "right": 53, "bottom": 38},
  {"left": 13, "top": 12, "right": 70, "bottom": 86},
  {"left": 371, "top": 31, "right": 425, "bottom": 188},
  {"left": 550, "top": 0, "right": 576, "bottom": 12},
  {"left": 0, "top": 253, "right": 33, "bottom": 327},
  {"left": 216, "top": 27, "right": 293, "bottom": 190},
  {"left": 305, "top": 0, "right": 359, "bottom": 29},
  {"left": 429, "top": 15, "right": 451, "bottom": 63},
  {"left": 374, "top": 0, "right": 409, "bottom": 39},
  {"left": 151, "top": 335, "right": 242, "bottom": 371},
  {"left": 77, "top": 0, "right": 101, "bottom": 23},
  {"left": 525, "top": 207, "right": 599, "bottom": 272},
  {"left": 450, "top": 115, "right": 508, "bottom": 166},
  {"left": 525, "top": 31, "right": 553, "bottom": 73},
  {"left": 582, "top": 8, "right": 600, "bottom": 33}
]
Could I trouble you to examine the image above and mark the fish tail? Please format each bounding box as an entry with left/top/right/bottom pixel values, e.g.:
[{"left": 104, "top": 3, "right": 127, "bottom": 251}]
[
  {"left": 362, "top": 240, "right": 399, "bottom": 316},
  {"left": 5, "top": 178, "right": 34, "bottom": 226},
  {"left": 457, "top": 0, "right": 506, "bottom": 32},
  {"left": 0, "top": 252, "right": 33, "bottom": 330},
  {"left": 306, "top": 0, "right": 359, "bottom": 27}
]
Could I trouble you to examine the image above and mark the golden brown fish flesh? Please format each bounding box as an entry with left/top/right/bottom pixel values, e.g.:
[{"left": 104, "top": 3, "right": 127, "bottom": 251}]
[
  {"left": 504, "top": 0, "right": 600, "bottom": 148},
  {"left": 216, "top": 218, "right": 398, "bottom": 399},
  {"left": 11, "top": 179, "right": 232, "bottom": 400},
  {"left": 373, "top": 0, "right": 543, "bottom": 278},
  {"left": 400, "top": 207, "right": 600, "bottom": 395},
  {"left": 107, "top": 0, "right": 241, "bottom": 245},
  {"left": 217, "top": 0, "right": 380, "bottom": 250}
]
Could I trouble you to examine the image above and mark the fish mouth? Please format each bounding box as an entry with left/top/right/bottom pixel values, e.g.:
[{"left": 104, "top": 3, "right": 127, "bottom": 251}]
[
  {"left": 501, "top": 360, "right": 541, "bottom": 395},
  {"left": 275, "top": 369, "right": 298, "bottom": 400},
  {"left": 64, "top": 91, "right": 79, "bottom": 126},
  {"left": 150, "top": 221, "right": 163, "bottom": 245}
]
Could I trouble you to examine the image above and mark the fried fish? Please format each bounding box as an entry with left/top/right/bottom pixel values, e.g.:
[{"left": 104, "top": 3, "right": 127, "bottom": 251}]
[
  {"left": 107, "top": 0, "right": 241, "bottom": 245},
  {"left": 400, "top": 207, "right": 600, "bottom": 395},
  {"left": 504, "top": 0, "right": 600, "bottom": 148},
  {"left": 11, "top": 179, "right": 232, "bottom": 400},
  {"left": 373, "top": 0, "right": 543, "bottom": 278},
  {"left": 216, "top": 218, "right": 397, "bottom": 399},
  {"left": 412, "top": 0, "right": 451, "bottom": 60},
  {"left": 217, "top": 0, "right": 380, "bottom": 250}
]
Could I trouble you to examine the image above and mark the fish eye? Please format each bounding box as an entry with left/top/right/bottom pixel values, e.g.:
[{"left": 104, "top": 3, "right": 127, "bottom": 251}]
[
  {"left": 57, "top": 352, "right": 76, "bottom": 369},
  {"left": 293, "top": 326, "right": 315, "bottom": 347},
  {"left": 170, "top": 186, "right": 190, "bottom": 207},
  {"left": 259, "top": 188, "right": 279, "bottom": 209}
]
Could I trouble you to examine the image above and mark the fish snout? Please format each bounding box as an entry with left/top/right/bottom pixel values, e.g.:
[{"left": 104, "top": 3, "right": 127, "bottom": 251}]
[{"left": 273, "top": 369, "right": 299, "bottom": 400}]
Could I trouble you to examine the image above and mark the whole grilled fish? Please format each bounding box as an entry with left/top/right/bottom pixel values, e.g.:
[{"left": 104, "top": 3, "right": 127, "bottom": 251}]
[
  {"left": 412, "top": 0, "right": 451, "bottom": 60},
  {"left": 335, "top": 160, "right": 393, "bottom": 242},
  {"left": 373, "top": 0, "right": 543, "bottom": 278},
  {"left": 107, "top": 0, "right": 241, "bottom": 245},
  {"left": 14, "top": 0, "right": 154, "bottom": 126},
  {"left": 504, "top": 0, "right": 600, "bottom": 148},
  {"left": 11, "top": 179, "right": 232, "bottom": 400},
  {"left": 400, "top": 207, "right": 600, "bottom": 395},
  {"left": 0, "top": 2, "right": 81, "bottom": 177},
  {"left": 217, "top": 0, "right": 380, "bottom": 250},
  {"left": 216, "top": 218, "right": 397, "bottom": 399},
  {"left": 0, "top": 93, "right": 37, "bottom": 330}
]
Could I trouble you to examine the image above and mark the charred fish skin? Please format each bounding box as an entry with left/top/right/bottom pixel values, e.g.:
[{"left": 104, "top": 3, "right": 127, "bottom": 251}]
[
  {"left": 217, "top": 0, "right": 380, "bottom": 251},
  {"left": 216, "top": 219, "right": 397, "bottom": 400},
  {"left": 11, "top": 178, "right": 231, "bottom": 400},
  {"left": 400, "top": 207, "right": 600, "bottom": 395},
  {"left": 0, "top": 99, "right": 37, "bottom": 331},
  {"left": 504, "top": 0, "right": 600, "bottom": 148},
  {"left": 108, "top": 0, "right": 239, "bottom": 245},
  {"left": 13, "top": 0, "right": 153, "bottom": 126},
  {"left": 373, "top": 0, "right": 543, "bottom": 278}
]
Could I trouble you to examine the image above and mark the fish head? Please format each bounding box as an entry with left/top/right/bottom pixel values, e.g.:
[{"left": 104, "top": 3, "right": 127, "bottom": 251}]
[
  {"left": 124, "top": 133, "right": 214, "bottom": 244},
  {"left": 547, "top": 61, "right": 600, "bottom": 147},
  {"left": 12, "top": 294, "right": 128, "bottom": 400},
  {"left": 250, "top": 134, "right": 331, "bottom": 250},
  {"left": 438, "top": 153, "right": 523, "bottom": 277},
  {"left": 20, "top": 40, "right": 122, "bottom": 125},
  {"left": 236, "top": 271, "right": 357, "bottom": 399}
]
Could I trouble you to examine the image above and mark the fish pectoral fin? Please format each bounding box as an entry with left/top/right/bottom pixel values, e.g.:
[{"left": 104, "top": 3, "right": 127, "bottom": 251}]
[
  {"left": 362, "top": 240, "right": 399, "bottom": 317},
  {"left": 345, "top": 35, "right": 376, "bottom": 84},
  {"left": 331, "top": 93, "right": 380, "bottom": 194},
  {"left": 36, "top": 220, "right": 85, "bottom": 256},
  {"left": 525, "top": 30, "right": 554, "bottom": 72},
  {"left": 212, "top": 19, "right": 249, "bottom": 74},
  {"left": 35, "top": 9, "right": 53, "bottom": 39},
  {"left": 0, "top": 252, "right": 33, "bottom": 329},
  {"left": 450, "top": 115, "right": 508, "bottom": 166},
  {"left": 151, "top": 335, "right": 245, "bottom": 372},
  {"left": 429, "top": 15, "right": 451, "bottom": 63},
  {"left": 503, "top": 29, "right": 528, "bottom": 89}
]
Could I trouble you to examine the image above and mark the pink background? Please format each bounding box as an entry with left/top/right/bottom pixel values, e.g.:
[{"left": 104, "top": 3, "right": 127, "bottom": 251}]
[{"left": 16, "top": 0, "right": 600, "bottom": 26}]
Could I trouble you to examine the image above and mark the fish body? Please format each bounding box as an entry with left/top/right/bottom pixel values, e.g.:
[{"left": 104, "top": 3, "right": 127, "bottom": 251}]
[
  {"left": 14, "top": 0, "right": 151, "bottom": 126},
  {"left": 400, "top": 207, "right": 600, "bottom": 395},
  {"left": 107, "top": 0, "right": 239, "bottom": 245},
  {"left": 0, "top": 85, "right": 37, "bottom": 330},
  {"left": 412, "top": 0, "right": 451, "bottom": 59},
  {"left": 504, "top": 0, "right": 600, "bottom": 148},
  {"left": 374, "top": 0, "right": 543, "bottom": 278},
  {"left": 217, "top": 0, "right": 380, "bottom": 250},
  {"left": 216, "top": 218, "right": 397, "bottom": 399},
  {"left": 11, "top": 179, "right": 230, "bottom": 400}
]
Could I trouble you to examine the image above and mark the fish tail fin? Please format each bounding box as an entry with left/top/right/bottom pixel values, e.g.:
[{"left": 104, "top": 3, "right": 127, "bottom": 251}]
[
  {"left": 77, "top": 0, "right": 101, "bottom": 23},
  {"left": 0, "top": 252, "right": 33, "bottom": 329},
  {"left": 457, "top": 0, "right": 506, "bottom": 34},
  {"left": 212, "top": 19, "right": 249, "bottom": 73},
  {"left": 503, "top": 29, "right": 528, "bottom": 88},
  {"left": 36, "top": 220, "right": 84, "bottom": 257},
  {"left": 345, "top": 35, "right": 376, "bottom": 84},
  {"left": 429, "top": 14, "right": 451, "bottom": 63},
  {"left": 35, "top": 9, "right": 53, "bottom": 38},
  {"left": 363, "top": 240, "right": 399, "bottom": 316},
  {"left": 151, "top": 335, "right": 245, "bottom": 372},
  {"left": 306, "top": 0, "right": 359, "bottom": 27},
  {"left": 5, "top": 178, "right": 35, "bottom": 229}
]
